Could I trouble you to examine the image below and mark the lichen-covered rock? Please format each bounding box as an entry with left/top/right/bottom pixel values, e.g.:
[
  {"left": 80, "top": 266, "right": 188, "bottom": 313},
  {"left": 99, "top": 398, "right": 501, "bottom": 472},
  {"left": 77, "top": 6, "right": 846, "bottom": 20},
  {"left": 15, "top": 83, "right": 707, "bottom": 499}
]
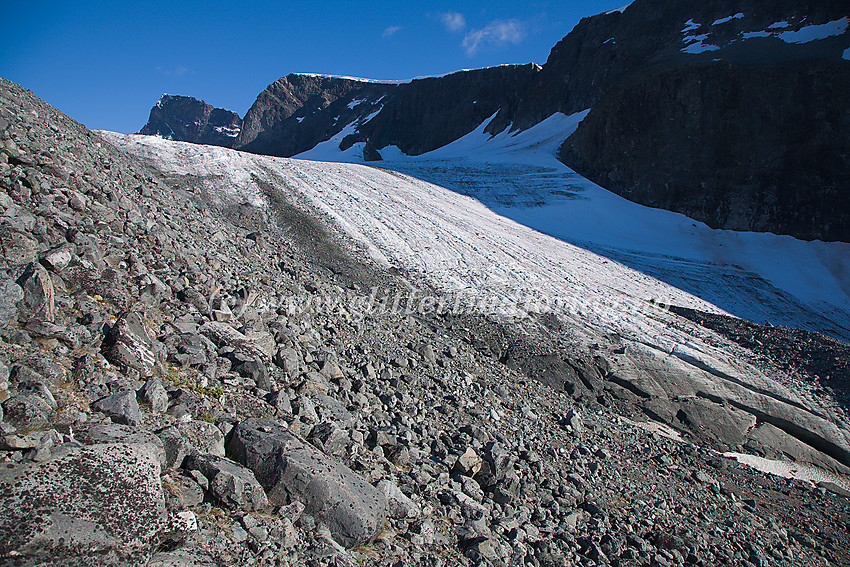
[
  {"left": 16, "top": 262, "right": 55, "bottom": 323},
  {"left": 1, "top": 394, "right": 51, "bottom": 432},
  {"left": 0, "top": 226, "right": 38, "bottom": 268},
  {"left": 177, "top": 420, "right": 225, "bottom": 457},
  {"left": 138, "top": 378, "right": 168, "bottom": 413},
  {"left": 0, "top": 443, "right": 167, "bottom": 560},
  {"left": 199, "top": 321, "right": 274, "bottom": 361},
  {"left": 74, "top": 422, "right": 166, "bottom": 469},
  {"left": 227, "top": 418, "right": 386, "bottom": 548}
]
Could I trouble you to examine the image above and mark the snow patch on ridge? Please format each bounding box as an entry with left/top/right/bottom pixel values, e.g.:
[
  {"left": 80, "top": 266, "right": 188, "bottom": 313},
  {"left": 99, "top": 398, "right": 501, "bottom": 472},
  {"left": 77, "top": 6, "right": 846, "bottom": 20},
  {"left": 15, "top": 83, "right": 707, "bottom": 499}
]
[
  {"left": 778, "top": 17, "right": 849, "bottom": 43},
  {"left": 712, "top": 13, "right": 744, "bottom": 26},
  {"left": 682, "top": 33, "right": 721, "bottom": 54}
]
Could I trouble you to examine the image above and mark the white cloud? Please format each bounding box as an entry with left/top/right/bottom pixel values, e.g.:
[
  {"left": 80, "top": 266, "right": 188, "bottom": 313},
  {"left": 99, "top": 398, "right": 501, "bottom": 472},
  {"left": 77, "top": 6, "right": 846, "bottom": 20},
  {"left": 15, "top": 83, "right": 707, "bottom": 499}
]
[
  {"left": 462, "top": 19, "right": 526, "bottom": 56},
  {"left": 441, "top": 11, "right": 466, "bottom": 32},
  {"left": 382, "top": 25, "right": 402, "bottom": 38}
]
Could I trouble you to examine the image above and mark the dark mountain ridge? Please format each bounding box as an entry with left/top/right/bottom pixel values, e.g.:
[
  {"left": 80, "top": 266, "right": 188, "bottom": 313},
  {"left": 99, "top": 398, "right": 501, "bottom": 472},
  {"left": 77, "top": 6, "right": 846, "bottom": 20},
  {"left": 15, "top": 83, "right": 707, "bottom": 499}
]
[
  {"left": 138, "top": 0, "right": 850, "bottom": 241},
  {"left": 138, "top": 94, "right": 242, "bottom": 148}
]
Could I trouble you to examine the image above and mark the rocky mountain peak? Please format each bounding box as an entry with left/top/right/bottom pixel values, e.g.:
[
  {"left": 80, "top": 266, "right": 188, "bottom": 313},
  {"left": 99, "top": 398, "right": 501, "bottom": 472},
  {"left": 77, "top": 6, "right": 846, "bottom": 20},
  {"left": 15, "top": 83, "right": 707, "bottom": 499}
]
[{"left": 138, "top": 93, "right": 242, "bottom": 147}]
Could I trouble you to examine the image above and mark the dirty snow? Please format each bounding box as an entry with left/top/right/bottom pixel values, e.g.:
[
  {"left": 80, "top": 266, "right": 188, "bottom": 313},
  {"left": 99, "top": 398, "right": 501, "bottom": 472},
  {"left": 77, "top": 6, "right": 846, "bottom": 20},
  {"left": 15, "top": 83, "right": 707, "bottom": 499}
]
[
  {"left": 724, "top": 452, "right": 850, "bottom": 491},
  {"left": 103, "top": 128, "right": 850, "bottom": 485}
]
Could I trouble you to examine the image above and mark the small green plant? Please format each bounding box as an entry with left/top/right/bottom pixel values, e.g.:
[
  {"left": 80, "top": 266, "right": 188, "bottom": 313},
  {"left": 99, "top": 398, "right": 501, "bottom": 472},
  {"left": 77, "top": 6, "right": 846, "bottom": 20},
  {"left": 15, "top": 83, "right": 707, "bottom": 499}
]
[{"left": 198, "top": 410, "right": 216, "bottom": 423}]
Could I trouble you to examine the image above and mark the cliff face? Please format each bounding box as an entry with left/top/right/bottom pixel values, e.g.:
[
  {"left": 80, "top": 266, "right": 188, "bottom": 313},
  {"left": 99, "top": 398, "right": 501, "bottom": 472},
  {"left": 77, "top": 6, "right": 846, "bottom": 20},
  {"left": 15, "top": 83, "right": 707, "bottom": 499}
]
[
  {"left": 560, "top": 62, "right": 850, "bottom": 240},
  {"left": 137, "top": 0, "right": 850, "bottom": 241},
  {"left": 138, "top": 95, "right": 241, "bottom": 147},
  {"left": 342, "top": 65, "right": 540, "bottom": 157},
  {"left": 235, "top": 74, "right": 395, "bottom": 157},
  {"left": 552, "top": 0, "right": 850, "bottom": 241}
]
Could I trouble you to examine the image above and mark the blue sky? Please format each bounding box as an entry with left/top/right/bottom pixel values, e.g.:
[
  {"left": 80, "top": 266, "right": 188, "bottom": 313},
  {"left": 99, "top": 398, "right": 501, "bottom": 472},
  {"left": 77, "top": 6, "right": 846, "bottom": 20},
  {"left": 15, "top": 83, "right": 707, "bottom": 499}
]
[{"left": 2, "top": 1, "right": 627, "bottom": 134}]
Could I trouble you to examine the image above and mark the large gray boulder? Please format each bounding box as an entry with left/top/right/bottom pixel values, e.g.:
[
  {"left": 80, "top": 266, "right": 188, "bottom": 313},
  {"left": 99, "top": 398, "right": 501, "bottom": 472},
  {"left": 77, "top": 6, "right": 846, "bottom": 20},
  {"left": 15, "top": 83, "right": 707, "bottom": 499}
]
[
  {"left": 0, "top": 443, "right": 167, "bottom": 560},
  {"left": 0, "top": 226, "right": 38, "bottom": 268},
  {"left": 74, "top": 422, "right": 167, "bottom": 470},
  {"left": 199, "top": 321, "right": 275, "bottom": 361},
  {"left": 227, "top": 418, "right": 386, "bottom": 548}
]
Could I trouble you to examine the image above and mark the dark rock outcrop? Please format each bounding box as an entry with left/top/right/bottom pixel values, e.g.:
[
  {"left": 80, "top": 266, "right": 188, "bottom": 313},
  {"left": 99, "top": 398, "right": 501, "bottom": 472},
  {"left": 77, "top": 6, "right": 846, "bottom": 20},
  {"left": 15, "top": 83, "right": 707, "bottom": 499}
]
[
  {"left": 560, "top": 62, "right": 850, "bottom": 240},
  {"left": 138, "top": 94, "right": 242, "bottom": 147},
  {"left": 341, "top": 65, "right": 540, "bottom": 156},
  {"left": 552, "top": 0, "right": 850, "bottom": 241},
  {"left": 236, "top": 74, "right": 394, "bottom": 156}
]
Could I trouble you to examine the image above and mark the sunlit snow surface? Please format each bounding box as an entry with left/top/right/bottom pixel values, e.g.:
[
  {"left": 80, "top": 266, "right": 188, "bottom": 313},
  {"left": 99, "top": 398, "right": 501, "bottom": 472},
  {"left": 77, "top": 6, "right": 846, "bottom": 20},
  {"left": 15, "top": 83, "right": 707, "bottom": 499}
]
[
  {"left": 296, "top": 112, "right": 850, "bottom": 341},
  {"left": 101, "top": 112, "right": 850, "bottom": 341}
]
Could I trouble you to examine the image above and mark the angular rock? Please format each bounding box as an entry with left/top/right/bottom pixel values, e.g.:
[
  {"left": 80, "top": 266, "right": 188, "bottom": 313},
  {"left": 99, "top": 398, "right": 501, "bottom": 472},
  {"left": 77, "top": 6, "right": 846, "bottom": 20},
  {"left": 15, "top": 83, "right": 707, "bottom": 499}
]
[
  {"left": 0, "top": 278, "right": 23, "bottom": 328},
  {"left": 103, "top": 312, "right": 162, "bottom": 376},
  {"left": 16, "top": 262, "right": 55, "bottom": 323},
  {"left": 378, "top": 479, "right": 421, "bottom": 519},
  {"left": 1, "top": 394, "right": 51, "bottom": 432},
  {"left": 233, "top": 357, "right": 271, "bottom": 391},
  {"left": 15, "top": 379, "right": 57, "bottom": 410},
  {"left": 312, "top": 393, "right": 354, "bottom": 427},
  {"left": 92, "top": 389, "right": 143, "bottom": 427},
  {"left": 455, "top": 446, "right": 483, "bottom": 477},
  {"left": 273, "top": 346, "right": 300, "bottom": 376},
  {"left": 183, "top": 452, "right": 268, "bottom": 512},
  {"left": 290, "top": 395, "right": 318, "bottom": 423},
  {"left": 308, "top": 421, "right": 349, "bottom": 457},
  {"left": 162, "top": 473, "right": 205, "bottom": 511},
  {"left": 0, "top": 226, "right": 38, "bottom": 268},
  {"left": 138, "top": 378, "right": 169, "bottom": 413},
  {"left": 265, "top": 390, "right": 292, "bottom": 415},
  {"left": 228, "top": 418, "right": 387, "bottom": 548},
  {"left": 39, "top": 242, "right": 75, "bottom": 272},
  {"left": 177, "top": 419, "right": 225, "bottom": 457},
  {"left": 320, "top": 360, "right": 344, "bottom": 380},
  {"left": 157, "top": 426, "right": 193, "bottom": 469},
  {"left": 297, "top": 371, "right": 330, "bottom": 396},
  {"left": 0, "top": 443, "right": 166, "bottom": 559},
  {"left": 200, "top": 321, "right": 274, "bottom": 361},
  {"left": 138, "top": 272, "right": 172, "bottom": 302},
  {"left": 565, "top": 408, "right": 583, "bottom": 436},
  {"left": 177, "top": 286, "right": 210, "bottom": 314}
]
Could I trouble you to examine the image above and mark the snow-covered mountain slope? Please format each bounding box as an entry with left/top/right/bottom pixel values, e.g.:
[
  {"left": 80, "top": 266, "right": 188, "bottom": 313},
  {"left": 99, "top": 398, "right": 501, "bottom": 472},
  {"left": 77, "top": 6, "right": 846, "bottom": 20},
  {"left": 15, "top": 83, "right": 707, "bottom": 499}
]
[
  {"left": 296, "top": 111, "right": 850, "bottom": 342},
  {"left": 104, "top": 131, "right": 850, "bottom": 473}
]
